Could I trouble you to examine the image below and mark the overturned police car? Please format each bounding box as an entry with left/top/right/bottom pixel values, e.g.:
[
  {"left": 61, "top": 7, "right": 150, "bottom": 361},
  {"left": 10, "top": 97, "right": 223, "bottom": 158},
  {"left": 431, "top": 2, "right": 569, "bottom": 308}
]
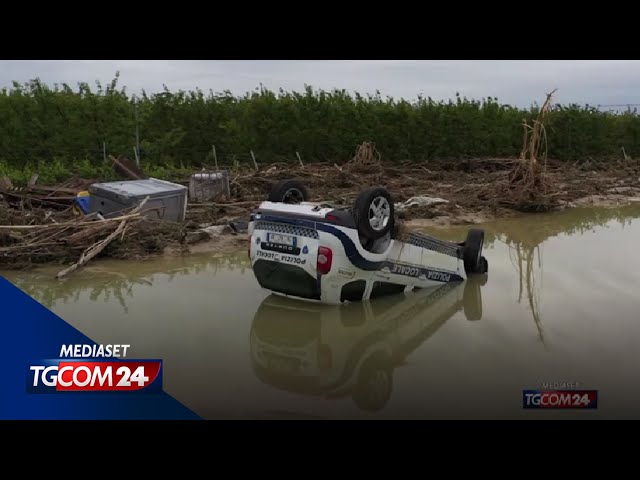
[{"left": 248, "top": 179, "right": 488, "bottom": 305}]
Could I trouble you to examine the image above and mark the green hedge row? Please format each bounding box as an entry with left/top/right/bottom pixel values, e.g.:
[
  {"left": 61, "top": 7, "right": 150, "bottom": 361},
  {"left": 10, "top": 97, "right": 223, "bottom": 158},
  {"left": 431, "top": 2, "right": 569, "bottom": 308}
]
[{"left": 1, "top": 74, "right": 638, "bottom": 169}]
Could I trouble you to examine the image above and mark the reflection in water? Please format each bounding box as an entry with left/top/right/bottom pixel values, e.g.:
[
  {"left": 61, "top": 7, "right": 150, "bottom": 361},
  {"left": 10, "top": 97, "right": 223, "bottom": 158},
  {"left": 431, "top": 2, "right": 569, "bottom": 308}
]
[
  {"left": 505, "top": 233, "right": 545, "bottom": 346},
  {"left": 490, "top": 205, "right": 640, "bottom": 347},
  {"left": 7, "top": 253, "right": 252, "bottom": 312},
  {"left": 249, "top": 276, "right": 486, "bottom": 412},
  {"left": 420, "top": 205, "right": 640, "bottom": 350}
]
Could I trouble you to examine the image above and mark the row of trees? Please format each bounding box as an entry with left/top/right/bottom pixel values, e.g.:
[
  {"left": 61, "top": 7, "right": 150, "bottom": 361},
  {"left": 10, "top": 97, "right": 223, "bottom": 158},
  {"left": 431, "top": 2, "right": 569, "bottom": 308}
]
[{"left": 1, "top": 73, "right": 639, "bottom": 168}]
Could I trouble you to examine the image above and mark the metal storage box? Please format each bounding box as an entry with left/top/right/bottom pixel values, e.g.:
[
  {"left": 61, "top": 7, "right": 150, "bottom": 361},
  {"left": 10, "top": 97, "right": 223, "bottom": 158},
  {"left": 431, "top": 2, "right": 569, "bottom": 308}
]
[
  {"left": 189, "top": 171, "right": 230, "bottom": 202},
  {"left": 88, "top": 178, "right": 188, "bottom": 222}
]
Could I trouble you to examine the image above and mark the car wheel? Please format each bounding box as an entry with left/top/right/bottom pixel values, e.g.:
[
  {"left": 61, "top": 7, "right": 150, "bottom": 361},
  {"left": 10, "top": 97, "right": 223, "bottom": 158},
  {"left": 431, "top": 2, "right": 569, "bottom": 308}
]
[
  {"left": 353, "top": 186, "right": 395, "bottom": 241},
  {"left": 352, "top": 352, "right": 393, "bottom": 412},
  {"left": 268, "top": 179, "right": 309, "bottom": 204},
  {"left": 463, "top": 228, "right": 485, "bottom": 274},
  {"left": 478, "top": 256, "right": 488, "bottom": 276}
]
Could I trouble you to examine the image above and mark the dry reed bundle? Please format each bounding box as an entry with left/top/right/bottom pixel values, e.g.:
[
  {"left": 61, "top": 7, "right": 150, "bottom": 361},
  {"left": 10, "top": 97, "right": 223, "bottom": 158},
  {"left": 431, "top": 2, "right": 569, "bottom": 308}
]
[{"left": 345, "top": 141, "right": 382, "bottom": 173}]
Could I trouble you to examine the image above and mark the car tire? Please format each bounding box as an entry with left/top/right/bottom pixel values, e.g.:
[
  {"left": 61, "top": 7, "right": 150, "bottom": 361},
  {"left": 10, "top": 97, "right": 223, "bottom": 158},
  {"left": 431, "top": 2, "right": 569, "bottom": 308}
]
[
  {"left": 353, "top": 186, "right": 395, "bottom": 241},
  {"left": 352, "top": 352, "right": 393, "bottom": 412},
  {"left": 478, "top": 256, "right": 488, "bottom": 276},
  {"left": 390, "top": 215, "right": 401, "bottom": 239},
  {"left": 463, "top": 228, "right": 485, "bottom": 274},
  {"left": 268, "top": 179, "right": 309, "bottom": 204}
]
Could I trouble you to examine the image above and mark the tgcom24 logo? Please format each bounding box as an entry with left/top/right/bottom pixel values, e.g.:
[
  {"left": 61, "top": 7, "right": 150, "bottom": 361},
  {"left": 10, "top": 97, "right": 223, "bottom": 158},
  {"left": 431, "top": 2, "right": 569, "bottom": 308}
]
[
  {"left": 27, "top": 343, "right": 163, "bottom": 394},
  {"left": 522, "top": 389, "right": 598, "bottom": 409}
]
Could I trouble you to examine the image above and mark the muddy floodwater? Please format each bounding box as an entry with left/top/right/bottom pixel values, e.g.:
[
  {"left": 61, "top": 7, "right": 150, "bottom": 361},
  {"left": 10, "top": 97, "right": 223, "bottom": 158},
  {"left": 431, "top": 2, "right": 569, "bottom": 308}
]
[{"left": 3, "top": 205, "right": 640, "bottom": 419}]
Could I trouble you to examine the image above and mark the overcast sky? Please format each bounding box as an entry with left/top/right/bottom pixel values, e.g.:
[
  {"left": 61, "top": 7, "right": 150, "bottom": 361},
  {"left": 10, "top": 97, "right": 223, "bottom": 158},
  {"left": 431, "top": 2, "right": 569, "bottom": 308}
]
[{"left": 1, "top": 60, "right": 639, "bottom": 108}]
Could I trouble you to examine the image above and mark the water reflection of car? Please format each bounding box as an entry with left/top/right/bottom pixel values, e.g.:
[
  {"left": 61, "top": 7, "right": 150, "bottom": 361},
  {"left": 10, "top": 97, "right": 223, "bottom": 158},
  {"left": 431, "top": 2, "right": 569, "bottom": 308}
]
[{"left": 249, "top": 276, "right": 485, "bottom": 412}]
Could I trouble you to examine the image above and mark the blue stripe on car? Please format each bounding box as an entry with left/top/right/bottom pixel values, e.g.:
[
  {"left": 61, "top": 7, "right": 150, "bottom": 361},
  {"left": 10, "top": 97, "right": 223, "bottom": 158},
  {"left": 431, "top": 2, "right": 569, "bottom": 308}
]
[{"left": 254, "top": 214, "right": 462, "bottom": 281}]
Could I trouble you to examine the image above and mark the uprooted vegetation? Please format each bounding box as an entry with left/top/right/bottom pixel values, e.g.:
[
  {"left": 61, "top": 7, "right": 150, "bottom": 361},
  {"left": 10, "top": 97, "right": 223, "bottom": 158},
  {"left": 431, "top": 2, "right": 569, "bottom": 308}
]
[{"left": 499, "top": 90, "right": 558, "bottom": 212}]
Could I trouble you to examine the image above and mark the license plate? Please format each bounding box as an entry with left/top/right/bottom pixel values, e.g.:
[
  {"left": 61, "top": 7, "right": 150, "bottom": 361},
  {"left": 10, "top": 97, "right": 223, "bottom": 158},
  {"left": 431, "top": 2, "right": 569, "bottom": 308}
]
[{"left": 268, "top": 233, "right": 296, "bottom": 246}]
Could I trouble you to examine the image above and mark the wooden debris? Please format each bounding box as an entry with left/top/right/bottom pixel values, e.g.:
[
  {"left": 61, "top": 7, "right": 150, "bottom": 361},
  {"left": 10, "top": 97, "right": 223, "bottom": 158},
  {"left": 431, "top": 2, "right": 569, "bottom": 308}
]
[
  {"left": 56, "top": 219, "right": 128, "bottom": 279},
  {"left": 55, "top": 197, "right": 150, "bottom": 279},
  {"left": 0, "top": 194, "right": 183, "bottom": 272},
  {"left": 109, "top": 155, "right": 147, "bottom": 180},
  {"left": 345, "top": 141, "right": 382, "bottom": 173}
]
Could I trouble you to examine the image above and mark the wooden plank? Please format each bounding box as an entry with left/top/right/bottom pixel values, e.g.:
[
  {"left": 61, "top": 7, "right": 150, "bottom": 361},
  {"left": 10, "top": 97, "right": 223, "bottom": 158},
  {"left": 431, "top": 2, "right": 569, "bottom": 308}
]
[
  {"left": 109, "top": 155, "right": 145, "bottom": 180},
  {"left": 26, "top": 185, "right": 79, "bottom": 195},
  {"left": 2, "top": 192, "right": 77, "bottom": 202}
]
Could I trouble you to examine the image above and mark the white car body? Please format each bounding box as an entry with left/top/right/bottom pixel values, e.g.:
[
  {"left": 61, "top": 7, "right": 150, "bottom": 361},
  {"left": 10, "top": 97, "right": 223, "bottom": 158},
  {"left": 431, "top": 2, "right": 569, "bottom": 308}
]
[{"left": 248, "top": 201, "right": 471, "bottom": 305}]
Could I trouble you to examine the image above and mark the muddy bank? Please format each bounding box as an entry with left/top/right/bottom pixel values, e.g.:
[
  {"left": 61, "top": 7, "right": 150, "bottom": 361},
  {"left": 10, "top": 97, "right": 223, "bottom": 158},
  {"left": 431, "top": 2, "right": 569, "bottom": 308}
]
[
  {"left": 165, "top": 230, "right": 247, "bottom": 256},
  {"left": 213, "top": 157, "right": 640, "bottom": 228},
  {"left": 2, "top": 157, "right": 640, "bottom": 271}
]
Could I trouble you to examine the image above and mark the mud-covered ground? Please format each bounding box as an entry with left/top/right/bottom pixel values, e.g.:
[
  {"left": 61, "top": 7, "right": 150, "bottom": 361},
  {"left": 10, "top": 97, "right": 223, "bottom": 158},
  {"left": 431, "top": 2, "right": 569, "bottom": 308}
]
[
  {"left": 201, "top": 157, "right": 640, "bottom": 225},
  {"left": 146, "top": 157, "right": 640, "bottom": 256},
  {"left": 2, "top": 157, "right": 640, "bottom": 270}
]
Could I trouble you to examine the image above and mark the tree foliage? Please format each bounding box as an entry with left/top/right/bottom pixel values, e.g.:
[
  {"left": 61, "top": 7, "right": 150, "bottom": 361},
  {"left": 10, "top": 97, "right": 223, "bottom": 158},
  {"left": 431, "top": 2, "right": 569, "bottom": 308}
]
[{"left": 1, "top": 75, "right": 638, "bottom": 171}]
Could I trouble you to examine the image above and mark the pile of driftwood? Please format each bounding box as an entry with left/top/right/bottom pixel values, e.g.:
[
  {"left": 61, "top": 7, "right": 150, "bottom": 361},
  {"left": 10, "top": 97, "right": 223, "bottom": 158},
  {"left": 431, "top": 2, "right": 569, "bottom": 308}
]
[
  {"left": 54, "top": 198, "right": 151, "bottom": 278},
  {"left": 0, "top": 197, "right": 184, "bottom": 276}
]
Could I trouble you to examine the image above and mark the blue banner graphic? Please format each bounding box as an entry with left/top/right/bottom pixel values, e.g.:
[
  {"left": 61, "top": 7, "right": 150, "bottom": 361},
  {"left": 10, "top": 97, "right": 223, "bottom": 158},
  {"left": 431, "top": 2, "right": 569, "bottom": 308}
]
[{"left": 0, "top": 276, "right": 201, "bottom": 420}]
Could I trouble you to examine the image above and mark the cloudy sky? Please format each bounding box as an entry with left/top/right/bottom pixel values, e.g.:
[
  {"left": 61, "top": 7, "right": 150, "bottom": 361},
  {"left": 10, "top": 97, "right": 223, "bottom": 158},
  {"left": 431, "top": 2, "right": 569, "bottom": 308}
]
[{"left": 1, "top": 60, "right": 639, "bottom": 108}]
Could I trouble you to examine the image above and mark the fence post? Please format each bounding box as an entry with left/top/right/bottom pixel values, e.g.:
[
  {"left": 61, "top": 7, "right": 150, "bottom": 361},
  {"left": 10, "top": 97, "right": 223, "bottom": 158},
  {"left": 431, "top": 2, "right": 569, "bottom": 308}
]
[{"left": 622, "top": 147, "right": 629, "bottom": 161}]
